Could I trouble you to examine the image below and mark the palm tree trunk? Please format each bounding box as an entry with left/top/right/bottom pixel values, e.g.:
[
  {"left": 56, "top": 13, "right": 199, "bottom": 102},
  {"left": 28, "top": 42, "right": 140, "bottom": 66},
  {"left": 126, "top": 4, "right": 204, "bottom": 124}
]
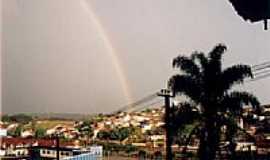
[{"left": 198, "top": 117, "right": 220, "bottom": 160}]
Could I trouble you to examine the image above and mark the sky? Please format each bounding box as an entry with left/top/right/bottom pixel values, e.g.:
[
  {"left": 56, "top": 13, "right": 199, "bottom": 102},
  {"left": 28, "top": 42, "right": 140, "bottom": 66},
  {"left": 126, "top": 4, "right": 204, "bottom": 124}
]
[{"left": 2, "top": 0, "right": 270, "bottom": 114}]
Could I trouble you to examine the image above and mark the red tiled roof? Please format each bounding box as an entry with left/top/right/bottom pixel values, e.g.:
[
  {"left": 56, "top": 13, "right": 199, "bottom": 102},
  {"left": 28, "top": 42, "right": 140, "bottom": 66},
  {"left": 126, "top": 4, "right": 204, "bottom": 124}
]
[{"left": 0, "top": 138, "right": 78, "bottom": 148}]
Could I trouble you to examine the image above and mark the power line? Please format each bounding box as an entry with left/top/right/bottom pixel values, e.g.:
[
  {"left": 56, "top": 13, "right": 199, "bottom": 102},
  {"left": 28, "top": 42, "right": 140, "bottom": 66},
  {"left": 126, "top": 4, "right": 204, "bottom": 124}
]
[
  {"left": 247, "top": 72, "right": 270, "bottom": 82},
  {"left": 132, "top": 99, "right": 163, "bottom": 112},
  {"left": 113, "top": 92, "right": 158, "bottom": 113},
  {"left": 248, "top": 62, "right": 270, "bottom": 82},
  {"left": 252, "top": 61, "right": 270, "bottom": 69},
  {"left": 253, "top": 65, "right": 270, "bottom": 71},
  {"left": 252, "top": 61, "right": 270, "bottom": 71},
  {"left": 114, "top": 61, "right": 270, "bottom": 113},
  {"left": 253, "top": 69, "right": 270, "bottom": 76}
]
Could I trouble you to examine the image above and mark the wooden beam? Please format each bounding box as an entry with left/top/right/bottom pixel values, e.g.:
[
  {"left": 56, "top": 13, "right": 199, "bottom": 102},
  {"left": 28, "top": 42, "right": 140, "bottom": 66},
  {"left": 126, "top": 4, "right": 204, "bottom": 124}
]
[{"left": 264, "top": 19, "right": 268, "bottom": 30}]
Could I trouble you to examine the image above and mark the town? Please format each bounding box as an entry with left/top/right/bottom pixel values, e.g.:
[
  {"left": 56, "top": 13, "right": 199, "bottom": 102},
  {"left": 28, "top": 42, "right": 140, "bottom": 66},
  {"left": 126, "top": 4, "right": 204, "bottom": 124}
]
[{"left": 1, "top": 103, "right": 270, "bottom": 159}]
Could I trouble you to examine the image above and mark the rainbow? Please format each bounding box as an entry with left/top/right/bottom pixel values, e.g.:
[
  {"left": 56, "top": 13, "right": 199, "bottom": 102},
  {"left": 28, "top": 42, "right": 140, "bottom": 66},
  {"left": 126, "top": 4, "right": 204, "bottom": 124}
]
[{"left": 80, "top": 0, "right": 133, "bottom": 104}]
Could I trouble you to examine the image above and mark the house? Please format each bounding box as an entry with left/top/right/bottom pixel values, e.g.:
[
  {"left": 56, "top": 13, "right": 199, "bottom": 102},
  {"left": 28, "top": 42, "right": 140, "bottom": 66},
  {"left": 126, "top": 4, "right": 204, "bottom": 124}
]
[
  {"left": 35, "top": 146, "right": 81, "bottom": 159},
  {"left": 46, "top": 128, "right": 56, "bottom": 135},
  {"left": 6, "top": 123, "right": 18, "bottom": 131},
  {"left": 0, "top": 137, "right": 83, "bottom": 159},
  {"left": 150, "top": 135, "right": 165, "bottom": 141},
  {"left": 150, "top": 135, "right": 165, "bottom": 148},
  {"left": 0, "top": 138, "right": 35, "bottom": 157},
  {"left": 262, "top": 104, "right": 270, "bottom": 113},
  {"left": 141, "top": 124, "right": 153, "bottom": 133},
  {"left": 235, "top": 142, "right": 256, "bottom": 152},
  {"left": 0, "top": 128, "right": 7, "bottom": 137},
  {"left": 21, "top": 130, "right": 34, "bottom": 138}
]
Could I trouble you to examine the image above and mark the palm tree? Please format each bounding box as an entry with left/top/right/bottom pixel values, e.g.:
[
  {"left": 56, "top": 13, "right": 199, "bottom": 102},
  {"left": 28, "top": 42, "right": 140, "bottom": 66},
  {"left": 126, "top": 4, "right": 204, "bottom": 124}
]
[{"left": 168, "top": 44, "right": 260, "bottom": 160}]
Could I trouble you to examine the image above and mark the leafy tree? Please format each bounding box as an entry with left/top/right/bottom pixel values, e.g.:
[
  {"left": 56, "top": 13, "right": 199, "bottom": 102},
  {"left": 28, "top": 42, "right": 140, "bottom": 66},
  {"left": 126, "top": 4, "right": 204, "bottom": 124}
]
[
  {"left": 79, "top": 125, "right": 93, "bottom": 138},
  {"left": 144, "top": 108, "right": 152, "bottom": 113},
  {"left": 116, "top": 127, "right": 132, "bottom": 141},
  {"left": 168, "top": 44, "right": 260, "bottom": 160},
  {"left": 124, "top": 144, "right": 137, "bottom": 154},
  {"left": 97, "top": 127, "right": 133, "bottom": 142},
  {"left": 81, "top": 119, "right": 93, "bottom": 126},
  {"left": 1, "top": 115, "right": 12, "bottom": 122},
  {"left": 6, "top": 114, "right": 33, "bottom": 124},
  {"left": 7, "top": 130, "right": 15, "bottom": 137},
  {"left": 76, "top": 120, "right": 94, "bottom": 145},
  {"left": 35, "top": 127, "right": 46, "bottom": 138},
  {"left": 97, "top": 130, "right": 111, "bottom": 140},
  {"left": 8, "top": 125, "right": 23, "bottom": 137}
]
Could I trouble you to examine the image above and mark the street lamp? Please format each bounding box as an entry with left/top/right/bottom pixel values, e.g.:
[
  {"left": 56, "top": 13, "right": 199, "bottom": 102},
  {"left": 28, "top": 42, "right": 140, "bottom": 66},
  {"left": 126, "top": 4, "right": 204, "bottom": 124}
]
[{"left": 157, "top": 89, "right": 174, "bottom": 160}]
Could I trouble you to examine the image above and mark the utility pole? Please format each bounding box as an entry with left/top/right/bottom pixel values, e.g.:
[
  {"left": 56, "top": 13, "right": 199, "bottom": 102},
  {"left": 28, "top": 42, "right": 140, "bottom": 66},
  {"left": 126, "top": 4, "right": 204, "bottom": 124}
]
[
  {"left": 157, "top": 89, "right": 174, "bottom": 160},
  {"left": 54, "top": 134, "right": 60, "bottom": 160}
]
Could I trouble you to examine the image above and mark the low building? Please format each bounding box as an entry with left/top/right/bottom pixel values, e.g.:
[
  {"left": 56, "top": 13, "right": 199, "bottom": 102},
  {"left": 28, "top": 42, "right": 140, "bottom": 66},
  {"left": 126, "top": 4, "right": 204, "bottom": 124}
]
[
  {"left": 21, "top": 130, "right": 34, "bottom": 138},
  {"left": 0, "top": 138, "right": 84, "bottom": 159},
  {"left": 34, "top": 146, "right": 81, "bottom": 159}
]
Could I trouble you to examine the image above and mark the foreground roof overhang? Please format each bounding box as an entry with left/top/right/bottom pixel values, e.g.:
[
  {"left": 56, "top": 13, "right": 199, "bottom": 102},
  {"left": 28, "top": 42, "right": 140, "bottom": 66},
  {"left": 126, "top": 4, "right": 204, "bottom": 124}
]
[{"left": 228, "top": 0, "right": 270, "bottom": 29}]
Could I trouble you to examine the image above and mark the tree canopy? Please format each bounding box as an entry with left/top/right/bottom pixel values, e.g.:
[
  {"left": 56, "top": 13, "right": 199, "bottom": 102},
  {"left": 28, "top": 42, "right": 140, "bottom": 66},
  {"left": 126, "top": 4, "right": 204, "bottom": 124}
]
[{"left": 169, "top": 44, "right": 260, "bottom": 160}]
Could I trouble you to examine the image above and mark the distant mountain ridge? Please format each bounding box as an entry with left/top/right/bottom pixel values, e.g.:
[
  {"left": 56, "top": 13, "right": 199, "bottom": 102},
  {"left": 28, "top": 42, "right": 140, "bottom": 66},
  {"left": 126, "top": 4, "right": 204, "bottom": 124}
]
[{"left": 2, "top": 113, "right": 95, "bottom": 121}]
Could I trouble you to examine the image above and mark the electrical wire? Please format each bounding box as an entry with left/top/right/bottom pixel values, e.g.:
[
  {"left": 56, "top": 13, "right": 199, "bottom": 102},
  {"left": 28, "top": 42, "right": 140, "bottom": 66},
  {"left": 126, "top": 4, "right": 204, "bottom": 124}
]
[{"left": 113, "top": 61, "right": 270, "bottom": 113}]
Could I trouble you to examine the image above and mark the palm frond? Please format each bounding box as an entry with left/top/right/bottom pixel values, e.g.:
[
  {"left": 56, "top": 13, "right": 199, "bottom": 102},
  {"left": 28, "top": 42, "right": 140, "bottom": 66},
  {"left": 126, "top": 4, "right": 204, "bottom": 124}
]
[
  {"left": 209, "top": 43, "right": 227, "bottom": 62},
  {"left": 191, "top": 51, "right": 208, "bottom": 73},
  {"left": 230, "top": 91, "right": 260, "bottom": 107},
  {"left": 208, "top": 44, "right": 227, "bottom": 73},
  {"left": 170, "top": 102, "right": 199, "bottom": 124},
  {"left": 168, "top": 75, "right": 202, "bottom": 103},
  {"left": 167, "top": 44, "right": 261, "bottom": 159},
  {"left": 220, "top": 64, "right": 253, "bottom": 91},
  {"left": 172, "top": 55, "right": 200, "bottom": 76},
  {"left": 220, "top": 91, "right": 260, "bottom": 114}
]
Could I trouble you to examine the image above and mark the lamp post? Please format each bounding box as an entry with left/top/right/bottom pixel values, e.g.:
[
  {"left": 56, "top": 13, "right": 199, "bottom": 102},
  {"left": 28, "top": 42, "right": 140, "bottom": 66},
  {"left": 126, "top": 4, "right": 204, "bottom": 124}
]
[{"left": 157, "top": 89, "right": 174, "bottom": 160}]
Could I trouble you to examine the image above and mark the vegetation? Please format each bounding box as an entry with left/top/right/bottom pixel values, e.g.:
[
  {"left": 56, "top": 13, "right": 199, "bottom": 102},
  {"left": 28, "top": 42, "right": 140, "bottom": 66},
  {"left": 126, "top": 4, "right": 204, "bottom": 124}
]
[
  {"left": 35, "top": 120, "right": 73, "bottom": 129},
  {"left": 2, "top": 114, "right": 33, "bottom": 124},
  {"left": 35, "top": 127, "right": 46, "bottom": 138},
  {"left": 169, "top": 44, "right": 260, "bottom": 160},
  {"left": 97, "top": 127, "right": 134, "bottom": 141},
  {"left": 96, "top": 141, "right": 137, "bottom": 155},
  {"left": 7, "top": 125, "right": 23, "bottom": 137},
  {"left": 143, "top": 108, "right": 152, "bottom": 113},
  {"left": 76, "top": 120, "right": 94, "bottom": 140}
]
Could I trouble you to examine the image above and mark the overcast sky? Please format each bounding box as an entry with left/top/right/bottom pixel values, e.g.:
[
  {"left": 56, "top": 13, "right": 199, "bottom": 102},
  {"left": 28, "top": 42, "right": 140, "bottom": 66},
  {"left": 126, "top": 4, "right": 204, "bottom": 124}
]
[{"left": 2, "top": 0, "right": 270, "bottom": 114}]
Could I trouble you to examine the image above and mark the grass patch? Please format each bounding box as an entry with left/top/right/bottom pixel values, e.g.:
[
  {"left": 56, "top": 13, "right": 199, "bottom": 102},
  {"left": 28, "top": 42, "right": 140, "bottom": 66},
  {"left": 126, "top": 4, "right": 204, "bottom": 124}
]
[{"left": 35, "top": 120, "right": 74, "bottom": 129}]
